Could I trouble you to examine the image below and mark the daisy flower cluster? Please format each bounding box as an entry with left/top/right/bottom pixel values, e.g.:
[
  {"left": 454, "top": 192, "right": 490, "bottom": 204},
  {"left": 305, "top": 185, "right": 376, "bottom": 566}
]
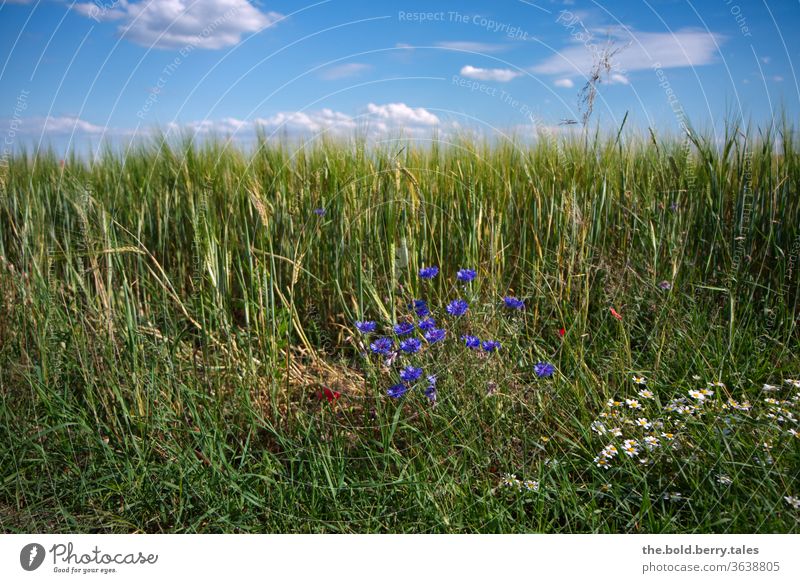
[
  {"left": 352, "top": 265, "right": 543, "bottom": 402},
  {"left": 500, "top": 473, "right": 540, "bottom": 493},
  {"left": 590, "top": 376, "right": 683, "bottom": 470}
]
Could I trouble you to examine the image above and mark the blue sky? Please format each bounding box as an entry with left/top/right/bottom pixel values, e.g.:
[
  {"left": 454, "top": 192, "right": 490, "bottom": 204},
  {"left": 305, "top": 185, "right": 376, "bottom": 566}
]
[{"left": 1, "top": 0, "right": 798, "bottom": 153}]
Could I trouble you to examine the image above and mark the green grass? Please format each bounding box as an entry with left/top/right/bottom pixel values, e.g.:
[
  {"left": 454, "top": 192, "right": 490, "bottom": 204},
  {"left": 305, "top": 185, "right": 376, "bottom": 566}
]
[{"left": 0, "top": 126, "right": 798, "bottom": 532}]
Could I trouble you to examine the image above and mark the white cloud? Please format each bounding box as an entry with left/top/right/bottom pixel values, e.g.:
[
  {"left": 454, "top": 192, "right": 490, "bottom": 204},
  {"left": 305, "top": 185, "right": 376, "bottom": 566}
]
[
  {"left": 436, "top": 41, "right": 506, "bottom": 53},
  {"left": 255, "top": 109, "right": 358, "bottom": 134},
  {"left": 364, "top": 102, "right": 439, "bottom": 127},
  {"left": 772, "top": 75, "right": 784, "bottom": 82},
  {"left": 554, "top": 78, "right": 574, "bottom": 88},
  {"left": 10, "top": 116, "right": 106, "bottom": 135},
  {"left": 460, "top": 65, "right": 522, "bottom": 82},
  {"left": 319, "top": 63, "right": 372, "bottom": 80},
  {"left": 166, "top": 103, "right": 441, "bottom": 138},
  {"left": 609, "top": 73, "right": 629, "bottom": 85},
  {"left": 73, "top": 0, "right": 282, "bottom": 50},
  {"left": 532, "top": 28, "right": 723, "bottom": 77}
]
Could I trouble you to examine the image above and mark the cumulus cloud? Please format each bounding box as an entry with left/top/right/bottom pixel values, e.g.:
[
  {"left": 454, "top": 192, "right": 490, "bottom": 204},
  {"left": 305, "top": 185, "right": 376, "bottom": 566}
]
[
  {"left": 319, "top": 63, "right": 372, "bottom": 80},
  {"left": 73, "top": 0, "right": 282, "bottom": 50},
  {"left": 460, "top": 65, "right": 522, "bottom": 82},
  {"left": 255, "top": 109, "right": 358, "bottom": 134},
  {"left": 163, "top": 103, "right": 441, "bottom": 138},
  {"left": 7, "top": 116, "right": 106, "bottom": 136},
  {"left": 553, "top": 78, "right": 574, "bottom": 88},
  {"left": 364, "top": 102, "right": 439, "bottom": 127},
  {"left": 532, "top": 28, "right": 723, "bottom": 77}
]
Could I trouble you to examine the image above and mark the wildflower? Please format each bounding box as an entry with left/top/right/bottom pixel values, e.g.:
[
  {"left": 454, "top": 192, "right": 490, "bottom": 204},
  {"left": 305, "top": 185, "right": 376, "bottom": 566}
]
[
  {"left": 313, "top": 208, "right": 326, "bottom": 216},
  {"left": 400, "top": 366, "right": 423, "bottom": 383},
  {"left": 316, "top": 387, "right": 341, "bottom": 402},
  {"left": 558, "top": 327, "right": 566, "bottom": 337},
  {"left": 708, "top": 381, "right": 725, "bottom": 388},
  {"left": 692, "top": 375, "right": 701, "bottom": 381},
  {"left": 424, "top": 375, "right": 437, "bottom": 403},
  {"left": 638, "top": 389, "right": 654, "bottom": 399},
  {"left": 663, "top": 492, "right": 683, "bottom": 501},
  {"left": 370, "top": 337, "right": 394, "bottom": 355},
  {"left": 644, "top": 436, "right": 660, "bottom": 449},
  {"left": 503, "top": 296, "right": 525, "bottom": 310},
  {"left": 610, "top": 427, "right": 623, "bottom": 437},
  {"left": 785, "top": 379, "right": 800, "bottom": 388},
  {"left": 762, "top": 383, "right": 779, "bottom": 391},
  {"left": 622, "top": 439, "right": 640, "bottom": 457},
  {"left": 789, "top": 429, "right": 799, "bottom": 438},
  {"left": 717, "top": 475, "right": 732, "bottom": 485},
  {"left": 657, "top": 280, "right": 672, "bottom": 290},
  {"left": 411, "top": 299, "right": 429, "bottom": 317},
  {"left": 418, "top": 317, "right": 436, "bottom": 331},
  {"left": 393, "top": 322, "right": 415, "bottom": 336},
  {"left": 534, "top": 362, "right": 555, "bottom": 378},
  {"left": 486, "top": 381, "right": 498, "bottom": 396},
  {"left": 625, "top": 398, "right": 642, "bottom": 410},
  {"left": 424, "top": 328, "right": 447, "bottom": 344},
  {"left": 591, "top": 421, "right": 607, "bottom": 435},
  {"left": 501, "top": 473, "right": 521, "bottom": 488},
  {"left": 661, "top": 432, "right": 675, "bottom": 440},
  {"left": 601, "top": 444, "right": 618, "bottom": 458},
  {"left": 462, "top": 335, "right": 481, "bottom": 349},
  {"left": 446, "top": 299, "right": 469, "bottom": 317},
  {"left": 540, "top": 436, "right": 550, "bottom": 443},
  {"left": 481, "top": 340, "right": 501, "bottom": 352},
  {"left": 635, "top": 417, "right": 651, "bottom": 429},
  {"left": 386, "top": 384, "right": 409, "bottom": 398},
  {"left": 632, "top": 375, "right": 647, "bottom": 385},
  {"left": 688, "top": 389, "right": 705, "bottom": 401},
  {"left": 419, "top": 265, "right": 439, "bottom": 279},
  {"left": 523, "top": 480, "right": 540, "bottom": 492},
  {"left": 610, "top": 307, "right": 623, "bottom": 321},
  {"left": 607, "top": 399, "right": 623, "bottom": 408},
  {"left": 784, "top": 496, "right": 800, "bottom": 509},
  {"left": 594, "top": 456, "right": 611, "bottom": 469},
  {"left": 699, "top": 388, "right": 715, "bottom": 397},
  {"left": 355, "top": 320, "right": 377, "bottom": 334},
  {"left": 456, "top": 268, "right": 476, "bottom": 282},
  {"left": 399, "top": 337, "right": 422, "bottom": 354}
]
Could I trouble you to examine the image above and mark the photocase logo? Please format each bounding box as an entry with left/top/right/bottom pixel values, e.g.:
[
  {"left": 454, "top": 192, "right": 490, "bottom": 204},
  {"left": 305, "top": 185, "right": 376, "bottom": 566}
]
[{"left": 20, "top": 543, "right": 46, "bottom": 571}]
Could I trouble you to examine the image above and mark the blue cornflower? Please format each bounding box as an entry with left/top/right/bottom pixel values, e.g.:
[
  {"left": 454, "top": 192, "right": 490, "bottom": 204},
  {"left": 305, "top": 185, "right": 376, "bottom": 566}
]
[
  {"left": 534, "top": 362, "right": 555, "bottom": 378},
  {"left": 400, "top": 366, "right": 424, "bottom": 383},
  {"left": 369, "top": 337, "right": 393, "bottom": 355},
  {"left": 419, "top": 265, "right": 439, "bottom": 279},
  {"left": 410, "top": 299, "right": 430, "bottom": 317},
  {"left": 355, "top": 320, "right": 377, "bottom": 334},
  {"left": 313, "top": 208, "right": 326, "bottom": 216},
  {"left": 446, "top": 299, "right": 469, "bottom": 317},
  {"left": 418, "top": 317, "right": 436, "bottom": 331},
  {"left": 400, "top": 337, "right": 422, "bottom": 354},
  {"left": 424, "top": 328, "right": 446, "bottom": 344},
  {"left": 457, "top": 268, "right": 477, "bottom": 282},
  {"left": 482, "top": 340, "right": 501, "bottom": 352},
  {"left": 456, "top": 268, "right": 478, "bottom": 283},
  {"left": 424, "top": 375, "right": 437, "bottom": 403},
  {"left": 503, "top": 296, "right": 525, "bottom": 310},
  {"left": 393, "top": 322, "right": 415, "bottom": 336},
  {"left": 462, "top": 335, "right": 481, "bottom": 349},
  {"left": 387, "top": 384, "right": 409, "bottom": 398}
]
